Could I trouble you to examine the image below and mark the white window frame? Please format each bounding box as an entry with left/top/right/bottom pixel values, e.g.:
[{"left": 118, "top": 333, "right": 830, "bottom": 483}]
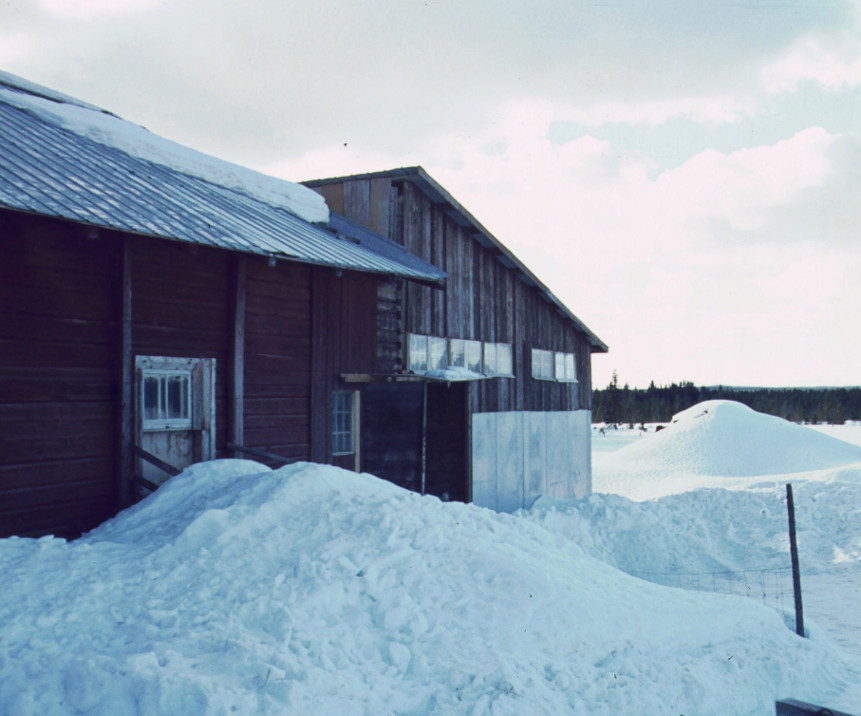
[
  {"left": 449, "top": 338, "right": 466, "bottom": 368},
  {"left": 482, "top": 342, "right": 515, "bottom": 377},
  {"left": 464, "top": 339, "right": 483, "bottom": 373},
  {"left": 558, "top": 352, "right": 578, "bottom": 383},
  {"left": 496, "top": 343, "right": 514, "bottom": 378},
  {"left": 407, "top": 334, "right": 429, "bottom": 373},
  {"left": 531, "top": 348, "right": 554, "bottom": 380},
  {"left": 332, "top": 390, "right": 358, "bottom": 456},
  {"left": 428, "top": 336, "right": 447, "bottom": 372},
  {"left": 141, "top": 369, "right": 193, "bottom": 430}
]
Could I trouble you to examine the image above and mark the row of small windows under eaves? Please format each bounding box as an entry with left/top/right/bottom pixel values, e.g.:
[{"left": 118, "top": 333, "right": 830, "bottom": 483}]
[
  {"left": 406, "top": 334, "right": 577, "bottom": 383},
  {"left": 408, "top": 334, "right": 513, "bottom": 377}
]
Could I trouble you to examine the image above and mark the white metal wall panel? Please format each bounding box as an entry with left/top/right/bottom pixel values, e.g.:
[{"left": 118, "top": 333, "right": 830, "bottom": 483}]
[
  {"left": 523, "top": 412, "right": 547, "bottom": 509},
  {"left": 494, "top": 412, "right": 524, "bottom": 513},
  {"left": 471, "top": 410, "right": 591, "bottom": 512},
  {"left": 470, "top": 411, "right": 498, "bottom": 509}
]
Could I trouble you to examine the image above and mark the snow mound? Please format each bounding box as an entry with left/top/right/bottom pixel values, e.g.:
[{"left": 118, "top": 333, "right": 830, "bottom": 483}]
[
  {"left": 2, "top": 460, "right": 857, "bottom": 714},
  {"left": 595, "top": 401, "right": 861, "bottom": 500},
  {"left": 0, "top": 72, "right": 329, "bottom": 224}
]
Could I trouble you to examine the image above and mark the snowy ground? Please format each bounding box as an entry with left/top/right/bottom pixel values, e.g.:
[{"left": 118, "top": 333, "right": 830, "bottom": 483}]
[{"left": 1, "top": 402, "right": 860, "bottom": 714}]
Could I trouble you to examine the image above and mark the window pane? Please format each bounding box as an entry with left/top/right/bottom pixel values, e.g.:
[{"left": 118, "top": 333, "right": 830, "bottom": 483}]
[
  {"left": 532, "top": 349, "right": 553, "bottom": 379},
  {"left": 144, "top": 376, "right": 161, "bottom": 421},
  {"left": 483, "top": 343, "right": 496, "bottom": 375},
  {"left": 332, "top": 391, "right": 354, "bottom": 455},
  {"left": 555, "top": 353, "right": 565, "bottom": 381},
  {"left": 166, "top": 375, "right": 189, "bottom": 419},
  {"left": 565, "top": 353, "right": 576, "bottom": 382},
  {"left": 449, "top": 339, "right": 465, "bottom": 368},
  {"left": 497, "top": 344, "right": 513, "bottom": 376},
  {"left": 408, "top": 334, "right": 428, "bottom": 372},
  {"left": 428, "top": 336, "right": 447, "bottom": 371},
  {"left": 465, "top": 340, "right": 482, "bottom": 373}
]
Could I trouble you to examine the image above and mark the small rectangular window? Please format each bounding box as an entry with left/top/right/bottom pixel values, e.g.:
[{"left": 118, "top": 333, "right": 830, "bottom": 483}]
[
  {"left": 496, "top": 343, "right": 513, "bottom": 376},
  {"left": 531, "top": 349, "right": 554, "bottom": 380},
  {"left": 428, "top": 336, "right": 447, "bottom": 371},
  {"left": 408, "top": 334, "right": 428, "bottom": 372},
  {"left": 332, "top": 391, "right": 355, "bottom": 455},
  {"left": 554, "top": 352, "right": 565, "bottom": 381},
  {"left": 483, "top": 342, "right": 497, "bottom": 375},
  {"left": 465, "top": 340, "right": 482, "bottom": 373},
  {"left": 564, "top": 353, "right": 577, "bottom": 382},
  {"left": 449, "top": 338, "right": 466, "bottom": 368},
  {"left": 142, "top": 370, "right": 192, "bottom": 429}
]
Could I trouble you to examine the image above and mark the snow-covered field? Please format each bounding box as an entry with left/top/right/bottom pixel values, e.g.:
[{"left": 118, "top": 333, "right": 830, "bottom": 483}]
[{"left": 1, "top": 401, "right": 860, "bottom": 714}]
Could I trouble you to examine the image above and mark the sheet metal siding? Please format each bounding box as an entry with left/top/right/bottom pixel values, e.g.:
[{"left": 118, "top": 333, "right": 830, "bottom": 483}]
[{"left": 0, "top": 101, "right": 442, "bottom": 282}]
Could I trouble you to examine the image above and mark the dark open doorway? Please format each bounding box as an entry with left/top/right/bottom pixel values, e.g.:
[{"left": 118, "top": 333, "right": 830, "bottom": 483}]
[{"left": 361, "top": 381, "right": 469, "bottom": 502}]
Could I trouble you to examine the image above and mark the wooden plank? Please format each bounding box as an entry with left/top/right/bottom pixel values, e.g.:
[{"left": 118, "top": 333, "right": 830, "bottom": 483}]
[
  {"left": 230, "top": 255, "right": 246, "bottom": 453},
  {"left": 118, "top": 238, "right": 133, "bottom": 508},
  {"left": 368, "top": 177, "right": 393, "bottom": 237}
]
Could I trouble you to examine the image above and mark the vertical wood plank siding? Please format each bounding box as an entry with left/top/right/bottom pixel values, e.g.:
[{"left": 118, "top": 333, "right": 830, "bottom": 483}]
[
  {"left": 314, "top": 177, "right": 592, "bottom": 414},
  {"left": 0, "top": 213, "right": 120, "bottom": 537}
]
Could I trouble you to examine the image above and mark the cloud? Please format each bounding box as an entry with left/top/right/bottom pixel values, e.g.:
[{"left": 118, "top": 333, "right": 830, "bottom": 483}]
[
  {"left": 762, "top": 33, "right": 861, "bottom": 92},
  {"left": 37, "top": 0, "right": 167, "bottom": 19}
]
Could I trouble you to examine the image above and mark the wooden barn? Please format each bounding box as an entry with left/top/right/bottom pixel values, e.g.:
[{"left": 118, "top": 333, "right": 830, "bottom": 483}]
[
  {"left": 1, "top": 73, "right": 606, "bottom": 539},
  {"left": 0, "top": 73, "right": 444, "bottom": 538},
  {"left": 304, "top": 168, "right": 607, "bottom": 512}
]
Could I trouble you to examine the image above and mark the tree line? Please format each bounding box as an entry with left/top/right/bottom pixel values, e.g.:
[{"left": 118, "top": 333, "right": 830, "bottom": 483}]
[{"left": 592, "top": 373, "right": 861, "bottom": 425}]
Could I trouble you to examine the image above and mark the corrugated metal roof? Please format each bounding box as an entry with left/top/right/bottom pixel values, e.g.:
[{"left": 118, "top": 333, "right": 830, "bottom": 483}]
[
  {"left": 305, "top": 167, "right": 608, "bottom": 352},
  {"left": 0, "top": 89, "right": 446, "bottom": 286}
]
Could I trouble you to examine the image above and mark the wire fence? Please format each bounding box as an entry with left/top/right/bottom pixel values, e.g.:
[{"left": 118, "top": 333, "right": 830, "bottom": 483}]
[{"left": 627, "top": 567, "right": 795, "bottom": 613}]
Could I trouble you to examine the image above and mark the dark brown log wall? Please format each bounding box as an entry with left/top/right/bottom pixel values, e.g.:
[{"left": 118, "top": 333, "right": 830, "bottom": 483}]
[
  {"left": 130, "top": 237, "right": 232, "bottom": 456},
  {"left": 244, "top": 258, "right": 312, "bottom": 461},
  {"left": 310, "top": 269, "right": 378, "bottom": 468},
  {"left": 0, "top": 212, "right": 120, "bottom": 537}
]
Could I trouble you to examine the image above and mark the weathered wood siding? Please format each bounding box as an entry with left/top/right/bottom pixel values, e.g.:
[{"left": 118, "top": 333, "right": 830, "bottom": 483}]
[
  {"left": 0, "top": 213, "right": 120, "bottom": 537},
  {"left": 244, "top": 258, "right": 313, "bottom": 462},
  {"left": 311, "top": 178, "right": 594, "bottom": 414}
]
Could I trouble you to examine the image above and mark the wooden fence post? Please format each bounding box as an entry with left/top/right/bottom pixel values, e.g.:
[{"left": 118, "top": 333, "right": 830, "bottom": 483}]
[{"left": 786, "top": 483, "right": 805, "bottom": 638}]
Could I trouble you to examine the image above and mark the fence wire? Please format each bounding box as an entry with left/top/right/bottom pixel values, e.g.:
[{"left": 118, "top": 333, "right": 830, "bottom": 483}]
[{"left": 627, "top": 567, "right": 794, "bottom": 613}]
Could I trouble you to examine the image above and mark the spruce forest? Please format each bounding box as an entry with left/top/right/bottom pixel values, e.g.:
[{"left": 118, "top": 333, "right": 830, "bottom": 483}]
[{"left": 592, "top": 373, "right": 861, "bottom": 425}]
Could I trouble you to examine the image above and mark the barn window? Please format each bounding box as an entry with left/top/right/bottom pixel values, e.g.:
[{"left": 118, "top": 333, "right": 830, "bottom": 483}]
[
  {"left": 407, "top": 334, "right": 428, "bottom": 372},
  {"left": 332, "top": 391, "right": 357, "bottom": 455},
  {"left": 464, "top": 340, "right": 482, "bottom": 373},
  {"left": 449, "top": 338, "right": 466, "bottom": 368},
  {"left": 428, "top": 336, "right": 447, "bottom": 371},
  {"left": 484, "top": 342, "right": 513, "bottom": 377},
  {"left": 531, "top": 349, "right": 554, "bottom": 380},
  {"left": 142, "top": 370, "right": 192, "bottom": 429},
  {"left": 557, "top": 352, "right": 578, "bottom": 383}
]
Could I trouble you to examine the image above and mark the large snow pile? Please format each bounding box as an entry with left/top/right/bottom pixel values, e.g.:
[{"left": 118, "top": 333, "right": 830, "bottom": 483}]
[
  {"left": 0, "top": 71, "right": 329, "bottom": 224},
  {"left": 2, "top": 460, "right": 858, "bottom": 714},
  {"left": 596, "top": 400, "right": 861, "bottom": 500}
]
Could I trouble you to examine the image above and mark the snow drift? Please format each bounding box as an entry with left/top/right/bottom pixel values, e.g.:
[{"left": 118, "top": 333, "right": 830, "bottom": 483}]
[
  {"left": 1, "top": 459, "right": 857, "bottom": 715},
  {"left": 596, "top": 400, "right": 861, "bottom": 499}
]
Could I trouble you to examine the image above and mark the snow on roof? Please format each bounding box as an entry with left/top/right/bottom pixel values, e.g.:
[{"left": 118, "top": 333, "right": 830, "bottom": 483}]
[
  {"left": 0, "top": 71, "right": 328, "bottom": 224},
  {"left": 0, "top": 458, "right": 856, "bottom": 713},
  {"left": 0, "top": 74, "right": 446, "bottom": 283}
]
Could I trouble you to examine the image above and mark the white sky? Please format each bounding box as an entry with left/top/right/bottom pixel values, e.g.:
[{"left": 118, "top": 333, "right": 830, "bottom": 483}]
[{"left": 3, "top": 0, "right": 860, "bottom": 389}]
